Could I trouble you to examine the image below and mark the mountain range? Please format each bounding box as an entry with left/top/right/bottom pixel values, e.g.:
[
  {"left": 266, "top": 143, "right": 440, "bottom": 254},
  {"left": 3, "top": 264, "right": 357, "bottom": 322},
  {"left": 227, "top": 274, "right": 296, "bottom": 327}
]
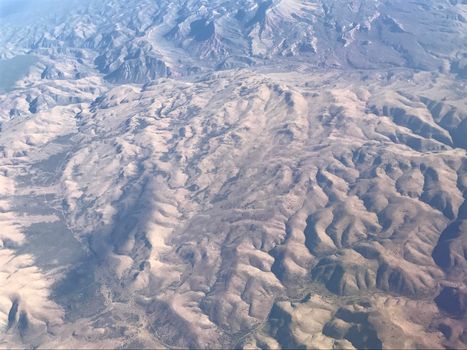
[{"left": 0, "top": 0, "right": 466, "bottom": 348}]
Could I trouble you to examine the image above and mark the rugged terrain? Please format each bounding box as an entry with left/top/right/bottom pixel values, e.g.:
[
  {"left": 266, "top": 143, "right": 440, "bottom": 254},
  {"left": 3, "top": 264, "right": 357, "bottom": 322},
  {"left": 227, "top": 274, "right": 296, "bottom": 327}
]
[{"left": 0, "top": 0, "right": 466, "bottom": 349}]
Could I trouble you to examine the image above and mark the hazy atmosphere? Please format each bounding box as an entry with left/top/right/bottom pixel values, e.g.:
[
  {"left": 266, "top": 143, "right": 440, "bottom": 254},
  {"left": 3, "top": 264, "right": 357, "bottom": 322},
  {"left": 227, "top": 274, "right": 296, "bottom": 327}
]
[{"left": 0, "top": 0, "right": 466, "bottom": 349}]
